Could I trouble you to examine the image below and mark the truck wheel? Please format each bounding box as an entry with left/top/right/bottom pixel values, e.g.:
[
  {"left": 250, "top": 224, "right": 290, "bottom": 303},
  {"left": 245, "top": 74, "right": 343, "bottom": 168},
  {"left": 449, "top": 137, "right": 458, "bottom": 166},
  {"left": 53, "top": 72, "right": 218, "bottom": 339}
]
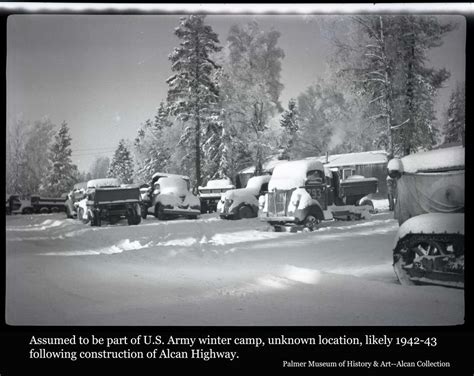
[
  {"left": 154, "top": 204, "right": 166, "bottom": 220},
  {"left": 51, "top": 207, "right": 59, "bottom": 213},
  {"left": 303, "top": 214, "right": 320, "bottom": 231},
  {"left": 40, "top": 207, "right": 50, "bottom": 214},
  {"left": 238, "top": 205, "right": 254, "bottom": 219},
  {"left": 66, "top": 206, "right": 73, "bottom": 218},
  {"left": 359, "top": 199, "right": 374, "bottom": 211},
  {"left": 141, "top": 205, "right": 148, "bottom": 219},
  {"left": 200, "top": 201, "right": 208, "bottom": 214}
]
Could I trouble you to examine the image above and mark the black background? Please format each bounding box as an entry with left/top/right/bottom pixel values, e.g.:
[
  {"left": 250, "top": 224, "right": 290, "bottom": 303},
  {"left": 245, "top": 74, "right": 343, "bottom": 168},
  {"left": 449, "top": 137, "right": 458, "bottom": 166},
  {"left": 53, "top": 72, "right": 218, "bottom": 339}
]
[{"left": 0, "top": 3, "right": 472, "bottom": 374}]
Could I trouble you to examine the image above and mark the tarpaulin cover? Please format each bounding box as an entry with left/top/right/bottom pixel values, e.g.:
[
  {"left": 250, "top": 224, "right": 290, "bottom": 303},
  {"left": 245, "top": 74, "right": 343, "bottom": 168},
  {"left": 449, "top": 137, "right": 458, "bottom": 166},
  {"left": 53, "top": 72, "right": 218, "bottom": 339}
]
[{"left": 395, "top": 170, "right": 464, "bottom": 225}]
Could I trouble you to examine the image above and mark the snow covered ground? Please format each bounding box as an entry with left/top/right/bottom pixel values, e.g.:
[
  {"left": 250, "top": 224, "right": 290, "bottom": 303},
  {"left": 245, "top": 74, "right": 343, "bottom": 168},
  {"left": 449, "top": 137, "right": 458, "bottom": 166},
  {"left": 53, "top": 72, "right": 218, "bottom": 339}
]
[{"left": 5, "top": 209, "right": 464, "bottom": 326}]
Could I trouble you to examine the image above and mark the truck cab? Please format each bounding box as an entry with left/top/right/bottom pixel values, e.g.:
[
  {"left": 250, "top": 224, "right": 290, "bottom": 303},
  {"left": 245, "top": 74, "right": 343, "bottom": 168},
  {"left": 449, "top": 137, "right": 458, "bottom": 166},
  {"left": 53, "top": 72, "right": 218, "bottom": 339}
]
[{"left": 261, "top": 159, "right": 378, "bottom": 230}]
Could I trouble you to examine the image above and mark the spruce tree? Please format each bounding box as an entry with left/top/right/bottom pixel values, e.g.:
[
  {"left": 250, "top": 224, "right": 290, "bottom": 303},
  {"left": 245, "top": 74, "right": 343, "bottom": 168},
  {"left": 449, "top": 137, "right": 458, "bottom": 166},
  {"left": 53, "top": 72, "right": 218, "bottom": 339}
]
[
  {"left": 166, "top": 15, "right": 222, "bottom": 189},
  {"left": 108, "top": 139, "right": 134, "bottom": 184},
  {"left": 279, "top": 98, "right": 299, "bottom": 159},
  {"left": 41, "top": 121, "right": 78, "bottom": 196},
  {"left": 444, "top": 83, "right": 465, "bottom": 145}
]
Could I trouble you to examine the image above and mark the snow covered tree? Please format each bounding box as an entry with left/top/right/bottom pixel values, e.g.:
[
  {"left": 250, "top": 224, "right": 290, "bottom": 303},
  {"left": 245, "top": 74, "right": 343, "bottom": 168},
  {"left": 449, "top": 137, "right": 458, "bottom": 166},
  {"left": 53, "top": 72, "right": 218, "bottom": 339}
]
[
  {"left": 393, "top": 15, "right": 453, "bottom": 155},
  {"left": 41, "top": 121, "right": 78, "bottom": 197},
  {"left": 279, "top": 98, "right": 299, "bottom": 159},
  {"left": 108, "top": 139, "right": 134, "bottom": 184},
  {"left": 443, "top": 83, "right": 465, "bottom": 145},
  {"left": 134, "top": 102, "right": 173, "bottom": 183},
  {"left": 6, "top": 119, "right": 56, "bottom": 197},
  {"left": 225, "top": 21, "right": 285, "bottom": 175},
  {"left": 332, "top": 15, "right": 455, "bottom": 156},
  {"left": 166, "top": 15, "right": 222, "bottom": 189},
  {"left": 89, "top": 156, "right": 110, "bottom": 179},
  {"left": 294, "top": 81, "right": 348, "bottom": 158}
]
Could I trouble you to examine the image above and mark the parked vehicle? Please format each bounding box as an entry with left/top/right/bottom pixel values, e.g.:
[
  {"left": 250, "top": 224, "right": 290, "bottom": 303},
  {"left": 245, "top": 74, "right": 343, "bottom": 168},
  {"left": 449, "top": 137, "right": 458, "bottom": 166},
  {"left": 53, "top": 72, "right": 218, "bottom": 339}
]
[
  {"left": 198, "top": 178, "right": 235, "bottom": 213},
  {"left": 141, "top": 174, "right": 200, "bottom": 220},
  {"left": 260, "top": 159, "right": 378, "bottom": 231},
  {"left": 65, "top": 182, "right": 87, "bottom": 218},
  {"left": 6, "top": 194, "right": 22, "bottom": 215},
  {"left": 26, "top": 195, "right": 67, "bottom": 214},
  {"left": 389, "top": 146, "right": 464, "bottom": 288},
  {"left": 77, "top": 178, "right": 141, "bottom": 226},
  {"left": 218, "top": 175, "right": 271, "bottom": 219}
]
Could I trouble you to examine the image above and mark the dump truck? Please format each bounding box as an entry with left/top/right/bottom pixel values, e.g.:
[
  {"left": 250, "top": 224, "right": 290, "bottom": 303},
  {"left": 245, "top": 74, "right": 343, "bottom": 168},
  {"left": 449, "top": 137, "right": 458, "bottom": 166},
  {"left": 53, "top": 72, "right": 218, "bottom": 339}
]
[
  {"left": 388, "top": 146, "right": 464, "bottom": 288},
  {"left": 77, "top": 178, "right": 141, "bottom": 226}
]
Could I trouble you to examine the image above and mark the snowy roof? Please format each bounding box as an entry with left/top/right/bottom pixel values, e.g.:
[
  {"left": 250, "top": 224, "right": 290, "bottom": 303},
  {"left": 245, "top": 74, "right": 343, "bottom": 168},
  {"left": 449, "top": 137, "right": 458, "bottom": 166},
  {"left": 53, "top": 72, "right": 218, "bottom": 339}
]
[
  {"left": 269, "top": 159, "right": 324, "bottom": 191},
  {"left": 307, "top": 150, "right": 388, "bottom": 167},
  {"left": 392, "top": 146, "right": 465, "bottom": 174},
  {"left": 86, "top": 178, "right": 121, "bottom": 189},
  {"left": 152, "top": 171, "right": 190, "bottom": 181},
  {"left": 199, "top": 178, "right": 235, "bottom": 190},
  {"left": 157, "top": 176, "right": 189, "bottom": 195},
  {"left": 239, "top": 158, "right": 289, "bottom": 174}
]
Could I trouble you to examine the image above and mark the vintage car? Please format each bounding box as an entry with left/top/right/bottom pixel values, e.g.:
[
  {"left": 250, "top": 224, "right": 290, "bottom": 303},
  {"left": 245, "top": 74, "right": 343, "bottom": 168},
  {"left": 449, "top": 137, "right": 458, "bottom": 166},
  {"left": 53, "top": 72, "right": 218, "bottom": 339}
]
[
  {"left": 218, "top": 175, "right": 271, "bottom": 219},
  {"left": 65, "top": 182, "right": 87, "bottom": 218},
  {"left": 388, "top": 146, "right": 464, "bottom": 288},
  {"left": 141, "top": 174, "right": 200, "bottom": 220},
  {"left": 77, "top": 178, "right": 141, "bottom": 226},
  {"left": 260, "top": 159, "right": 378, "bottom": 230},
  {"left": 198, "top": 178, "right": 236, "bottom": 213}
]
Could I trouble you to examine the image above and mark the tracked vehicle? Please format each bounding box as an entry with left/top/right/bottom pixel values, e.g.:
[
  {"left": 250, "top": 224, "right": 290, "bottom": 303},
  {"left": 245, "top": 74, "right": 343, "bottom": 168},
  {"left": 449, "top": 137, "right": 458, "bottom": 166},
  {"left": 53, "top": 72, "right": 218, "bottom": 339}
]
[{"left": 389, "top": 146, "right": 464, "bottom": 288}]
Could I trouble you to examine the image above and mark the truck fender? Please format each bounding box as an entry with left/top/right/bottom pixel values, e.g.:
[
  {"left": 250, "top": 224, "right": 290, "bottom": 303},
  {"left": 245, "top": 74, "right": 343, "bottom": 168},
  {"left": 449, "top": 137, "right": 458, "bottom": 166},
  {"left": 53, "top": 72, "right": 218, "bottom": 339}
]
[{"left": 299, "top": 201, "right": 324, "bottom": 221}]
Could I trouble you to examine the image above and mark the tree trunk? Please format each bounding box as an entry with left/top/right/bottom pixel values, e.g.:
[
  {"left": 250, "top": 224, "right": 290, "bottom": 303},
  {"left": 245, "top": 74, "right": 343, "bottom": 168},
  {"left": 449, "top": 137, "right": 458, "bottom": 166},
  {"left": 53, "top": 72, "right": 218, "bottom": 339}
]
[{"left": 195, "top": 115, "right": 201, "bottom": 190}]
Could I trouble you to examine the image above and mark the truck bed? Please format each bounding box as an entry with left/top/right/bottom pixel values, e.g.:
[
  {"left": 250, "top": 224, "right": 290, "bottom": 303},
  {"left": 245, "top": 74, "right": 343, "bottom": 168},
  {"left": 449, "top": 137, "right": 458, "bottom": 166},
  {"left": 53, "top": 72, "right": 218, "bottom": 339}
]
[{"left": 93, "top": 187, "right": 140, "bottom": 204}]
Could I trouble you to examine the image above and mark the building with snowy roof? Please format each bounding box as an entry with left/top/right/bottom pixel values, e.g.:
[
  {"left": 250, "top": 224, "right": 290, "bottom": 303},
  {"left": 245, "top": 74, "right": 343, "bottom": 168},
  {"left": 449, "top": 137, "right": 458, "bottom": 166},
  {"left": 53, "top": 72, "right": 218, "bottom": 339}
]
[{"left": 237, "top": 150, "right": 389, "bottom": 195}]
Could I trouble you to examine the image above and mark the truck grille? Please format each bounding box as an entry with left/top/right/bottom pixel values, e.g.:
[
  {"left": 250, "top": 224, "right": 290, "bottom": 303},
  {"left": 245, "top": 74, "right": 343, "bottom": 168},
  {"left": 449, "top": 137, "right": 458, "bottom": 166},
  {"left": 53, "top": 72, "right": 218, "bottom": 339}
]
[{"left": 267, "top": 189, "right": 293, "bottom": 217}]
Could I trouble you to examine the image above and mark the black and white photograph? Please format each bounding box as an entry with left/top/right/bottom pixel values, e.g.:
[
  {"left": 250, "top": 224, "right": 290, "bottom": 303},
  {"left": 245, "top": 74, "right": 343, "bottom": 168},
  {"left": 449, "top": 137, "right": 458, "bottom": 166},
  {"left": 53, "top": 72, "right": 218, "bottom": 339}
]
[{"left": 3, "top": 3, "right": 467, "bottom": 330}]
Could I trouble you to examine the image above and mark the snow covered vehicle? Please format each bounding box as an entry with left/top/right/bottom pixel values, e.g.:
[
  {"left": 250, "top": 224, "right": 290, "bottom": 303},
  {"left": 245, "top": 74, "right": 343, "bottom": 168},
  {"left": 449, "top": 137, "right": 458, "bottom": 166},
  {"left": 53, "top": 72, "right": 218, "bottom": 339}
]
[
  {"left": 6, "top": 194, "right": 22, "bottom": 215},
  {"left": 64, "top": 182, "right": 87, "bottom": 218},
  {"left": 218, "top": 175, "right": 271, "bottom": 219},
  {"left": 389, "top": 146, "right": 464, "bottom": 288},
  {"left": 141, "top": 173, "right": 200, "bottom": 220},
  {"left": 26, "top": 195, "right": 67, "bottom": 214},
  {"left": 77, "top": 178, "right": 141, "bottom": 226},
  {"left": 198, "top": 178, "right": 236, "bottom": 213},
  {"left": 260, "top": 159, "right": 378, "bottom": 231}
]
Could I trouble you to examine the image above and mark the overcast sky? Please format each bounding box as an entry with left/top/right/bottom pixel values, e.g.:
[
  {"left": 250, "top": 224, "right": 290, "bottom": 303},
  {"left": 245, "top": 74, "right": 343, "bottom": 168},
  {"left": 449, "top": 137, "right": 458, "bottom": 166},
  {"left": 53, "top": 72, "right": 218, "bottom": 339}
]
[{"left": 7, "top": 14, "right": 466, "bottom": 172}]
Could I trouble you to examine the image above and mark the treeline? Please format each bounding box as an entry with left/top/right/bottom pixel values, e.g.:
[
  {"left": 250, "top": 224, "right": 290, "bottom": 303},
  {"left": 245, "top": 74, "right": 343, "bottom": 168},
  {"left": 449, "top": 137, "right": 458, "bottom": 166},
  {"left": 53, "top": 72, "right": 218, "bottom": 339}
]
[
  {"left": 6, "top": 15, "right": 465, "bottom": 196},
  {"left": 132, "top": 15, "right": 465, "bottom": 190}
]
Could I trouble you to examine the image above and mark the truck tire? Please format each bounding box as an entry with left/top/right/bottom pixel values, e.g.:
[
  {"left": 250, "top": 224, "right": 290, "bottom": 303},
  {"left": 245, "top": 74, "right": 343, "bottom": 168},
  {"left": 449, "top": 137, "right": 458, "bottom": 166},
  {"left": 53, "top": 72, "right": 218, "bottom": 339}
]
[
  {"left": 40, "top": 207, "right": 50, "bottom": 214},
  {"left": 303, "top": 214, "right": 320, "bottom": 231},
  {"left": 66, "top": 206, "right": 73, "bottom": 218},
  {"left": 22, "top": 207, "right": 33, "bottom": 215},
  {"left": 91, "top": 211, "right": 101, "bottom": 227},
  {"left": 238, "top": 205, "right": 254, "bottom": 219},
  {"left": 141, "top": 204, "right": 148, "bottom": 219},
  {"left": 359, "top": 199, "right": 374, "bottom": 212},
  {"left": 154, "top": 204, "right": 166, "bottom": 220}
]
